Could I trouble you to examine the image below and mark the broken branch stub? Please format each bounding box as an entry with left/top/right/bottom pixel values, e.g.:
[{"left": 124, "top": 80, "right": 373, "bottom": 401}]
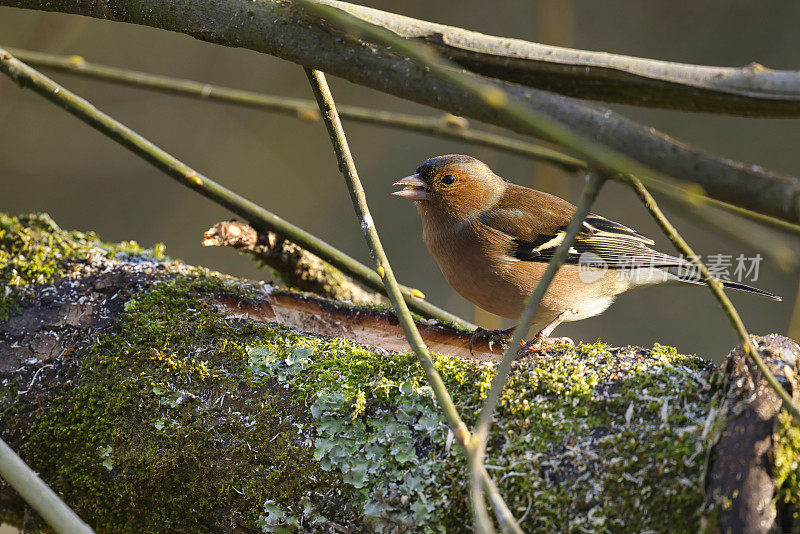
[{"left": 202, "top": 220, "right": 383, "bottom": 307}]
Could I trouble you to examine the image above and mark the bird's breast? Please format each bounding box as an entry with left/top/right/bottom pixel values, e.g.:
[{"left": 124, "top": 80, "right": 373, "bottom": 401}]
[{"left": 421, "top": 221, "right": 534, "bottom": 319}]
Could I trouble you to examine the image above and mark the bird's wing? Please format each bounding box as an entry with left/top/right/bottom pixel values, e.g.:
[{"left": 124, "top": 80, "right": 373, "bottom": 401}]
[{"left": 479, "top": 187, "right": 684, "bottom": 269}]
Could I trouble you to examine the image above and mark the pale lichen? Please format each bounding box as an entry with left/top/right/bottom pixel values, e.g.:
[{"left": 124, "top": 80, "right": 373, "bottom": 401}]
[{"left": 242, "top": 333, "right": 717, "bottom": 532}]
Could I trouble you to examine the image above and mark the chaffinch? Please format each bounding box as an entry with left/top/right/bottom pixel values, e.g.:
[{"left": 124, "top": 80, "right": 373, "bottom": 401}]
[{"left": 393, "top": 154, "right": 781, "bottom": 353}]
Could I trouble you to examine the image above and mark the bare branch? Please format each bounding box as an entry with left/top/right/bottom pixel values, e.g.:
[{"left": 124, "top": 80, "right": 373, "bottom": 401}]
[
  {"left": 310, "top": 0, "right": 800, "bottom": 117},
  {"left": 2, "top": 1, "right": 800, "bottom": 223},
  {"left": 0, "top": 47, "right": 474, "bottom": 329},
  {"left": 7, "top": 47, "right": 583, "bottom": 173},
  {"left": 15, "top": 10, "right": 800, "bottom": 117},
  {"left": 202, "top": 220, "right": 384, "bottom": 306},
  {"left": 12, "top": 47, "right": 800, "bottom": 241}
]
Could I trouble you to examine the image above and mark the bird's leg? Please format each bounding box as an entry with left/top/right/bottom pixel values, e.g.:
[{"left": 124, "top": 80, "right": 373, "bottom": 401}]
[
  {"left": 469, "top": 325, "right": 520, "bottom": 356},
  {"left": 517, "top": 311, "right": 574, "bottom": 358}
]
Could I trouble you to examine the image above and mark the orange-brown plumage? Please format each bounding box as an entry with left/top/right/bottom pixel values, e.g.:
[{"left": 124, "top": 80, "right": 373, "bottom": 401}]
[{"left": 393, "top": 155, "right": 781, "bottom": 347}]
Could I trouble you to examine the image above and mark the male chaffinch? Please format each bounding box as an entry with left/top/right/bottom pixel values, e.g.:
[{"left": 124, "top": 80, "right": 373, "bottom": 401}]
[{"left": 393, "top": 154, "right": 781, "bottom": 353}]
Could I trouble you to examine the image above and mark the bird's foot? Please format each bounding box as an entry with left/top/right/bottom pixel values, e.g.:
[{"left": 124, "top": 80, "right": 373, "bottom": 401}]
[
  {"left": 516, "top": 336, "right": 574, "bottom": 359},
  {"left": 469, "top": 326, "right": 518, "bottom": 356}
]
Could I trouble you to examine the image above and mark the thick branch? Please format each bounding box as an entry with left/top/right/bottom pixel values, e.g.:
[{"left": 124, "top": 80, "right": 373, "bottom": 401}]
[
  {"left": 312, "top": 0, "right": 800, "bottom": 117},
  {"left": 2, "top": 1, "right": 800, "bottom": 224},
  {"left": 704, "top": 335, "right": 800, "bottom": 532},
  {"left": 18, "top": 1, "right": 800, "bottom": 116}
]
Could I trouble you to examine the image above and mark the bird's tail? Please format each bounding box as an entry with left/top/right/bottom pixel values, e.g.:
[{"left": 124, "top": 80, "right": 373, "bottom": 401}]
[{"left": 667, "top": 267, "right": 782, "bottom": 301}]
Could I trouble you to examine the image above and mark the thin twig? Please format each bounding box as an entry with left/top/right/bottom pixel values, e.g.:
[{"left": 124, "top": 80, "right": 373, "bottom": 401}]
[
  {"left": 303, "top": 66, "right": 521, "bottom": 534},
  {"left": 479, "top": 464, "right": 521, "bottom": 534},
  {"left": 0, "top": 437, "right": 95, "bottom": 534},
  {"left": 12, "top": 47, "right": 800, "bottom": 239},
  {"left": 6, "top": 48, "right": 583, "bottom": 174},
  {"left": 652, "top": 189, "right": 799, "bottom": 269},
  {"left": 623, "top": 175, "right": 800, "bottom": 423},
  {"left": 469, "top": 171, "right": 607, "bottom": 529},
  {"left": 0, "top": 47, "right": 474, "bottom": 330},
  {"left": 645, "top": 177, "right": 800, "bottom": 238}
]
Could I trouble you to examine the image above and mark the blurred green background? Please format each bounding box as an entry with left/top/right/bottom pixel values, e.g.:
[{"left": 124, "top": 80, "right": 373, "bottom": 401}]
[{"left": 2, "top": 1, "right": 799, "bottom": 362}]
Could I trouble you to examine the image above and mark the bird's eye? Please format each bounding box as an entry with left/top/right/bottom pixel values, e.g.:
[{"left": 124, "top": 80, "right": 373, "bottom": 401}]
[{"left": 441, "top": 174, "right": 456, "bottom": 185}]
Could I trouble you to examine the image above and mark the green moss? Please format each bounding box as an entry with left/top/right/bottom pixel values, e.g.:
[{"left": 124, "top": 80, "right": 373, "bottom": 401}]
[
  {"left": 774, "top": 410, "right": 800, "bottom": 528},
  {"left": 0, "top": 213, "right": 166, "bottom": 321},
  {"left": 6, "top": 275, "right": 355, "bottom": 533},
  {"left": 241, "top": 331, "right": 715, "bottom": 532},
  {"left": 3, "top": 263, "right": 718, "bottom": 532}
]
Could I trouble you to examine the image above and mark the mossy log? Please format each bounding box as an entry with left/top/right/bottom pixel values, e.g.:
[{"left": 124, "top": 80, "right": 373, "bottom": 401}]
[{"left": 0, "top": 213, "right": 798, "bottom": 533}]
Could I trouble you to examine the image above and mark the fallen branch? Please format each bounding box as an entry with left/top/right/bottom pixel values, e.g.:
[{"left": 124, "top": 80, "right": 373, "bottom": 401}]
[
  {"left": 215, "top": 289, "right": 496, "bottom": 361},
  {"left": 1, "top": 213, "right": 798, "bottom": 532}
]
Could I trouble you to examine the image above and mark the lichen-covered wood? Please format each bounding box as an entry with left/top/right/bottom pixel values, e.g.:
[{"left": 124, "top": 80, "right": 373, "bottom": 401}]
[
  {"left": 703, "top": 335, "right": 800, "bottom": 533},
  {"left": 0, "top": 213, "right": 798, "bottom": 533}
]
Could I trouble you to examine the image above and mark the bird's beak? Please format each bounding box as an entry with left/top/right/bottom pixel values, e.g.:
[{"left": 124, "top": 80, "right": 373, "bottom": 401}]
[{"left": 392, "top": 174, "right": 428, "bottom": 201}]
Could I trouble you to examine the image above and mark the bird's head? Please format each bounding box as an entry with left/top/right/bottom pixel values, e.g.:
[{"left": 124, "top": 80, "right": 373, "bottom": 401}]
[{"left": 393, "top": 155, "right": 506, "bottom": 220}]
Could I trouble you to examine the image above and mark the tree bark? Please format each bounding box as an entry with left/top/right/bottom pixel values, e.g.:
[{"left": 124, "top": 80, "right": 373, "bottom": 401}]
[
  {"left": 703, "top": 335, "right": 800, "bottom": 533},
  {"left": 312, "top": 1, "right": 800, "bottom": 117},
  {"left": 2, "top": 2, "right": 800, "bottom": 224}
]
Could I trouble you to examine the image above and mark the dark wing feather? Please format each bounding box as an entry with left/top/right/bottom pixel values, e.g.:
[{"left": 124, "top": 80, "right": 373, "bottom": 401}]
[
  {"left": 478, "top": 185, "right": 781, "bottom": 299},
  {"left": 479, "top": 187, "right": 684, "bottom": 269}
]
